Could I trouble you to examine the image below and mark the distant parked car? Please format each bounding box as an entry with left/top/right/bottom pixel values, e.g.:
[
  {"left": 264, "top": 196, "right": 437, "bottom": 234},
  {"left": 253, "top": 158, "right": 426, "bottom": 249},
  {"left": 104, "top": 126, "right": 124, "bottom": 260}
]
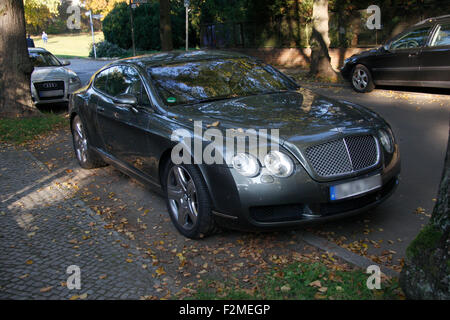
[
  {"left": 69, "top": 50, "right": 400, "bottom": 239},
  {"left": 341, "top": 15, "right": 450, "bottom": 92},
  {"left": 29, "top": 47, "right": 82, "bottom": 104}
]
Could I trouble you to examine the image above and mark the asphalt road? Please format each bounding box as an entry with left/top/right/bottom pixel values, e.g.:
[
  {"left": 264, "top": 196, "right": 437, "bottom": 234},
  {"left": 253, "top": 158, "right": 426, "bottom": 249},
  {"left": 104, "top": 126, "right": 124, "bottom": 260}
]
[
  {"left": 68, "top": 59, "right": 449, "bottom": 265},
  {"left": 302, "top": 84, "right": 449, "bottom": 265},
  {"left": 69, "top": 59, "right": 112, "bottom": 85}
]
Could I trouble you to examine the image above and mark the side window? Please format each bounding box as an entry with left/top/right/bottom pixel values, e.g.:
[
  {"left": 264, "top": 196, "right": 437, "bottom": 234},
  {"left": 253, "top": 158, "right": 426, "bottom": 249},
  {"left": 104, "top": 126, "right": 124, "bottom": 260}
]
[
  {"left": 106, "top": 66, "right": 130, "bottom": 97},
  {"left": 390, "top": 27, "right": 431, "bottom": 49},
  {"left": 93, "top": 69, "right": 108, "bottom": 93},
  {"left": 430, "top": 24, "right": 450, "bottom": 47},
  {"left": 125, "top": 67, "right": 151, "bottom": 106}
]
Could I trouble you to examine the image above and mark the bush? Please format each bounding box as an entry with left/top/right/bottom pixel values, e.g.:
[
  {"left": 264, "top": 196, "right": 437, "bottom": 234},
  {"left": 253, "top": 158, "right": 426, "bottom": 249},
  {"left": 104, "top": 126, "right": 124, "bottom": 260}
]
[{"left": 89, "top": 40, "right": 128, "bottom": 58}]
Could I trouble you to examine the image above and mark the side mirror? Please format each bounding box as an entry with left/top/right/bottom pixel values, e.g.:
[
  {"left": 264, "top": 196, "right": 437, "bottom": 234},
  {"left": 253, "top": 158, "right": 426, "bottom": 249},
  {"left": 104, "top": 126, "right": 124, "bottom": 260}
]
[
  {"left": 113, "top": 93, "right": 138, "bottom": 107},
  {"left": 382, "top": 44, "right": 391, "bottom": 52},
  {"left": 60, "top": 60, "right": 71, "bottom": 66}
]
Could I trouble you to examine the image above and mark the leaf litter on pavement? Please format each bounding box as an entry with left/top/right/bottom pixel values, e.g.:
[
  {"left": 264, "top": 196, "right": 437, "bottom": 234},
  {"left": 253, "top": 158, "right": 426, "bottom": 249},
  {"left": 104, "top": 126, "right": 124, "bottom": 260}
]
[{"left": 24, "top": 121, "right": 408, "bottom": 300}]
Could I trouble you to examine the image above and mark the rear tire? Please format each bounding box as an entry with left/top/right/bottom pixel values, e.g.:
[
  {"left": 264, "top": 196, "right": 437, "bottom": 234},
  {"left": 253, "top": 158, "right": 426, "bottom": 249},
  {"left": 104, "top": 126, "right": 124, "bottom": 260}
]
[
  {"left": 71, "top": 115, "right": 107, "bottom": 169},
  {"left": 163, "top": 161, "right": 218, "bottom": 239},
  {"left": 351, "top": 64, "right": 375, "bottom": 93}
]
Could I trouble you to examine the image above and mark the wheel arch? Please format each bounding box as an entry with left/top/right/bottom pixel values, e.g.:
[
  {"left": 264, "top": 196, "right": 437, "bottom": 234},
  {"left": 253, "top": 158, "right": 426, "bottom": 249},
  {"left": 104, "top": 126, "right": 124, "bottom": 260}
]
[{"left": 157, "top": 147, "right": 222, "bottom": 210}]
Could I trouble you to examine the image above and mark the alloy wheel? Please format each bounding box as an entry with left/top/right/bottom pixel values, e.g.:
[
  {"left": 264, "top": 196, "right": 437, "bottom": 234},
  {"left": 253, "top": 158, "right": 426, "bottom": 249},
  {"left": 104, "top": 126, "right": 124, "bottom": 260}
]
[
  {"left": 352, "top": 68, "right": 369, "bottom": 90},
  {"left": 73, "top": 117, "right": 88, "bottom": 164},
  {"left": 166, "top": 166, "right": 199, "bottom": 230}
]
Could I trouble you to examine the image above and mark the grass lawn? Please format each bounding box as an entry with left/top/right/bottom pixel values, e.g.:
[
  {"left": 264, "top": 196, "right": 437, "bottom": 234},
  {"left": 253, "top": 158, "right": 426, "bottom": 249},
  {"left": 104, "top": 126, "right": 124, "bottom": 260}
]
[
  {"left": 0, "top": 113, "right": 67, "bottom": 145},
  {"left": 190, "top": 262, "right": 403, "bottom": 300},
  {"left": 32, "top": 32, "right": 104, "bottom": 59}
]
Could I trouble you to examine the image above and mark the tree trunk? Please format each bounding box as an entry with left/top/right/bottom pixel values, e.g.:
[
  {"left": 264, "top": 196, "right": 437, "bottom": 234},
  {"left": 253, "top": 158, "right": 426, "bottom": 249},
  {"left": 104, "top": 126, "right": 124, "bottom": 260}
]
[
  {"left": 308, "top": 0, "right": 337, "bottom": 81},
  {"left": 400, "top": 123, "right": 450, "bottom": 299},
  {"left": 0, "top": 0, "right": 39, "bottom": 118},
  {"left": 159, "top": 0, "right": 173, "bottom": 51}
]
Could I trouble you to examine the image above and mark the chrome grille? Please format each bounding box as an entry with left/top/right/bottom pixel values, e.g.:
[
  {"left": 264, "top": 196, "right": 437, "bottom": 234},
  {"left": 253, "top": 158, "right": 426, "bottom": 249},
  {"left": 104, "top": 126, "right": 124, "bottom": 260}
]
[
  {"left": 345, "top": 135, "right": 378, "bottom": 171},
  {"left": 305, "top": 135, "right": 379, "bottom": 177}
]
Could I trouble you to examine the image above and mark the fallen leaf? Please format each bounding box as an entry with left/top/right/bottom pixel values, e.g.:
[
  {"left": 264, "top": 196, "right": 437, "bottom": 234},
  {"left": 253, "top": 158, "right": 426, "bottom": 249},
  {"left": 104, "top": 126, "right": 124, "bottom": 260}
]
[
  {"left": 156, "top": 266, "right": 166, "bottom": 276},
  {"left": 309, "top": 280, "right": 322, "bottom": 288},
  {"left": 280, "top": 285, "right": 291, "bottom": 292},
  {"left": 40, "top": 286, "right": 53, "bottom": 293}
]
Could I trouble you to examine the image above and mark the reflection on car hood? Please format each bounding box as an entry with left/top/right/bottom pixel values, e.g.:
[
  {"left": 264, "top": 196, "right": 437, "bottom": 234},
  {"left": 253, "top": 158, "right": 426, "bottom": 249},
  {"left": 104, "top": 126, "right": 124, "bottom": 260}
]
[
  {"left": 350, "top": 47, "right": 383, "bottom": 60},
  {"left": 170, "top": 88, "right": 384, "bottom": 145},
  {"left": 31, "top": 66, "right": 74, "bottom": 82}
]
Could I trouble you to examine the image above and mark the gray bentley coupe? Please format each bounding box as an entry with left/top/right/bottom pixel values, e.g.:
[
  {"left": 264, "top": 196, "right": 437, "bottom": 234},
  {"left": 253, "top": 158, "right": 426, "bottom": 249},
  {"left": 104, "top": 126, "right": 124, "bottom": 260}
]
[{"left": 69, "top": 50, "right": 400, "bottom": 239}]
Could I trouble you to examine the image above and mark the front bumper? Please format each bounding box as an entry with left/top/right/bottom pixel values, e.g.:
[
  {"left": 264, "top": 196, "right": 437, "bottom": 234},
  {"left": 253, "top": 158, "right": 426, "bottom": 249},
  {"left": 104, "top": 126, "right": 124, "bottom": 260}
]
[
  {"left": 201, "top": 149, "right": 400, "bottom": 231},
  {"left": 340, "top": 63, "right": 353, "bottom": 81},
  {"left": 31, "top": 79, "right": 82, "bottom": 105}
]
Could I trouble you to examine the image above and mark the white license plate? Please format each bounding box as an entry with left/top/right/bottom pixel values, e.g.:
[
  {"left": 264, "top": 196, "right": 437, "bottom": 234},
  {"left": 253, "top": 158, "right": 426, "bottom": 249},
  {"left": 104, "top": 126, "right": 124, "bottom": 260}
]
[
  {"left": 39, "top": 90, "right": 64, "bottom": 97},
  {"left": 330, "top": 174, "right": 382, "bottom": 201}
]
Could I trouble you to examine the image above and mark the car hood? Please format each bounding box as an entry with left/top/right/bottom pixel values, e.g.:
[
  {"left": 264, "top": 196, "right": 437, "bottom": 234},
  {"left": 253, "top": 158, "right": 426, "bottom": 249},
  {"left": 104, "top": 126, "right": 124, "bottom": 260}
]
[
  {"left": 349, "top": 47, "right": 383, "bottom": 60},
  {"left": 169, "top": 88, "right": 385, "bottom": 146},
  {"left": 31, "top": 66, "right": 74, "bottom": 82}
]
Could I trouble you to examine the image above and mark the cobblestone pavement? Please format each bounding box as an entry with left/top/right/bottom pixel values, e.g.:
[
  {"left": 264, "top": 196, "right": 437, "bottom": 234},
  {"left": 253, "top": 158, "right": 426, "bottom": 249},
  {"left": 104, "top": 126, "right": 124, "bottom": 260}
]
[{"left": 0, "top": 144, "right": 160, "bottom": 299}]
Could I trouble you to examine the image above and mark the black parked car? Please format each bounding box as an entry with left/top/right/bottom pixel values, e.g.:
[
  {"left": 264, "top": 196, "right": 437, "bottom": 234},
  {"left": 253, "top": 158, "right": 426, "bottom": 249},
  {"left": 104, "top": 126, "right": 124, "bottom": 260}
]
[
  {"left": 69, "top": 50, "right": 400, "bottom": 238},
  {"left": 341, "top": 15, "right": 450, "bottom": 92}
]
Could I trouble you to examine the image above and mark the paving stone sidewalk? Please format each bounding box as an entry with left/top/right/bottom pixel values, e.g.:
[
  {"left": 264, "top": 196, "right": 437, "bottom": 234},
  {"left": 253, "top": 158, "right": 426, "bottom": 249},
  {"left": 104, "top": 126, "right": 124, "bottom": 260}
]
[{"left": 0, "top": 144, "right": 159, "bottom": 299}]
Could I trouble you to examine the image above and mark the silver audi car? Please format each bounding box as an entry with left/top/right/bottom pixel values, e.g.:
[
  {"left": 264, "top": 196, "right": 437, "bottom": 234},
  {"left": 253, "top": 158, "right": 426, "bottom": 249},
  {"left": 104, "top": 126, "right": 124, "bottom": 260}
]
[{"left": 29, "top": 47, "right": 82, "bottom": 105}]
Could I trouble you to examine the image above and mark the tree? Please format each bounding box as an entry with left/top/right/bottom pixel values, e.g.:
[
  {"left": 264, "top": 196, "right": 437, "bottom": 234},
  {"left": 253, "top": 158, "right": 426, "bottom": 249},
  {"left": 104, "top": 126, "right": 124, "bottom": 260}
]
[
  {"left": 159, "top": 0, "right": 173, "bottom": 51},
  {"left": 23, "top": 0, "right": 59, "bottom": 33},
  {"left": 309, "top": 0, "right": 337, "bottom": 80},
  {"left": 400, "top": 126, "right": 449, "bottom": 299},
  {"left": 83, "top": 0, "right": 126, "bottom": 17},
  {"left": 0, "top": 0, "right": 39, "bottom": 118}
]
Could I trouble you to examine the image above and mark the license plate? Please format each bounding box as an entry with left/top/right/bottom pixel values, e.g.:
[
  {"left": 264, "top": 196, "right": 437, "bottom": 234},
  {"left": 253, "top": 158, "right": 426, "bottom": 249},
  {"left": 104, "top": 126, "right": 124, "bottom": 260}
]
[
  {"left": 39, "top": 90, "right": 64, "bottom": 97},
  {"left": 330, "top": 174, "right": 382, "bottom": 201}
]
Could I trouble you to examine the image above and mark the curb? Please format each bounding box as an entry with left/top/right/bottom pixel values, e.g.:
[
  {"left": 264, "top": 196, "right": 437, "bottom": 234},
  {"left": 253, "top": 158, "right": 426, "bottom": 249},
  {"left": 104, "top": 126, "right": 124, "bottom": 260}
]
[
  {"left": 299, "top": 81, "right": 350, "bottom": 88},
  {"left": 300, "top": 231, "right": 399, "bottom": 278}
]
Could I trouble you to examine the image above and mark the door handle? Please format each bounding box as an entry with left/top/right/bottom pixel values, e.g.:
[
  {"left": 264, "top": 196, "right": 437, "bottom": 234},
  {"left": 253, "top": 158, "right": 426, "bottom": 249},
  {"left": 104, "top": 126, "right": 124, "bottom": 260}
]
[
  {"left": 408, "top": 52, "right": 419, "bottom": 57},
  {"left": 97, "top": 106, "right": 105, "bottom": 113}
]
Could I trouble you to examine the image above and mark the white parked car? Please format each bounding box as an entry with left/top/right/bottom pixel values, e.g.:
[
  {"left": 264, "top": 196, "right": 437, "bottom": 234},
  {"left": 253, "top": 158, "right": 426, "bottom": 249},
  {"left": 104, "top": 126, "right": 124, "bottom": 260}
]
[{"left": 29, "top": 47, "right": 82, "bottom": 104}]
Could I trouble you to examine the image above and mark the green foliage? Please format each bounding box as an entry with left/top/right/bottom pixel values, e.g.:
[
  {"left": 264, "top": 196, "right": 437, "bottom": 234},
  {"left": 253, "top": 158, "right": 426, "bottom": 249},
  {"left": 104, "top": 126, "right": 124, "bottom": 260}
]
[
  {"left": 193, "top": 261, "right": 402, "bottom": 300},
  {"left": 24, "top": 0, "right": 60, "bottom": 34},
  {"left": 89, "top": 40, "right": 128, "bottom": 58},
  {"left": 0, "top": 113, "right": 66, "bottom": 144},
  {"left": 102, "top": 1, "right": 199, "bottom": 51}
]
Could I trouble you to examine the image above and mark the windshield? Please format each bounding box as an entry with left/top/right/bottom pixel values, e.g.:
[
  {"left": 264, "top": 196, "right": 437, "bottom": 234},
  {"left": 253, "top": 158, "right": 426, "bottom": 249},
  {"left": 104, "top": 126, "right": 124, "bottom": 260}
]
[
  {"left": 29, "top": 51, "right": 61, "bottom": 67},
  {"left": 147, "top": 58, "right": 296, "bottom": 106}
]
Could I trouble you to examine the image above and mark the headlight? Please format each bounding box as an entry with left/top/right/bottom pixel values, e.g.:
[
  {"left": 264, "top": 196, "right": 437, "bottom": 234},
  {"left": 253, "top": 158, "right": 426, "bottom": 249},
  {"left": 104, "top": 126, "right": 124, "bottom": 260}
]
[
  {"left": 264, "top": 151, "right": 294, "bottom": 178},
  {"left": 378, "top": 129, "right": 394, "bottom": 153},
  {"left": 69, "top": 76, "right": 80, "bottom": 84},
  {"left": 232, "top": 153, "right": 260, "bottom": 177}
]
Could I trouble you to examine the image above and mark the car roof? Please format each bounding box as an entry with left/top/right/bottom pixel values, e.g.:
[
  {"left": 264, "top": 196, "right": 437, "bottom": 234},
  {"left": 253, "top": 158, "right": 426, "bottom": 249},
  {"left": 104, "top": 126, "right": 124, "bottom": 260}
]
[
  {"left": 28, "top": 47, "right": 49, "bottom": 53},
  {"left": 414, "top": 14, "right": 450, "bottom": 27},
  {"left": 116, "top": 50, "right": 252, "bottom": 69}
]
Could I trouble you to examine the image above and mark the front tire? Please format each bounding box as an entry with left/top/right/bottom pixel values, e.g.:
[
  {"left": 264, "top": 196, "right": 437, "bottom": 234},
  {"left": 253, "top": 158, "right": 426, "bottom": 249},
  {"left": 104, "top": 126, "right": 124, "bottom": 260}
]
[
  {"left": 163, "top": 162, "right": 217, "bottom": 239},
  {"left": 351, "top": 64, "right": 375, "bottom": 93},
  {"left": 71, "top": 115, "right": 107, "bottom": 169}
]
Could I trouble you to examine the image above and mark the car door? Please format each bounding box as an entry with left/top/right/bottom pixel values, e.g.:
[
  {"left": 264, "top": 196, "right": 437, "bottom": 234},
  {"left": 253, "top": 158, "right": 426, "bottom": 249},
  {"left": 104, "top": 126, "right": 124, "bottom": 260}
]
[
  {"left": 83, "top": 68, "right": 109, "bottom": 149},
  {"left": 418, "top": 22, "right": 450, "bottom": 88},
  {"left": 371, "top": 26, "right": 432, "bottom": 85},
  {"left": 95, "top": 65, "right": 152, "bottom": 173}
]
